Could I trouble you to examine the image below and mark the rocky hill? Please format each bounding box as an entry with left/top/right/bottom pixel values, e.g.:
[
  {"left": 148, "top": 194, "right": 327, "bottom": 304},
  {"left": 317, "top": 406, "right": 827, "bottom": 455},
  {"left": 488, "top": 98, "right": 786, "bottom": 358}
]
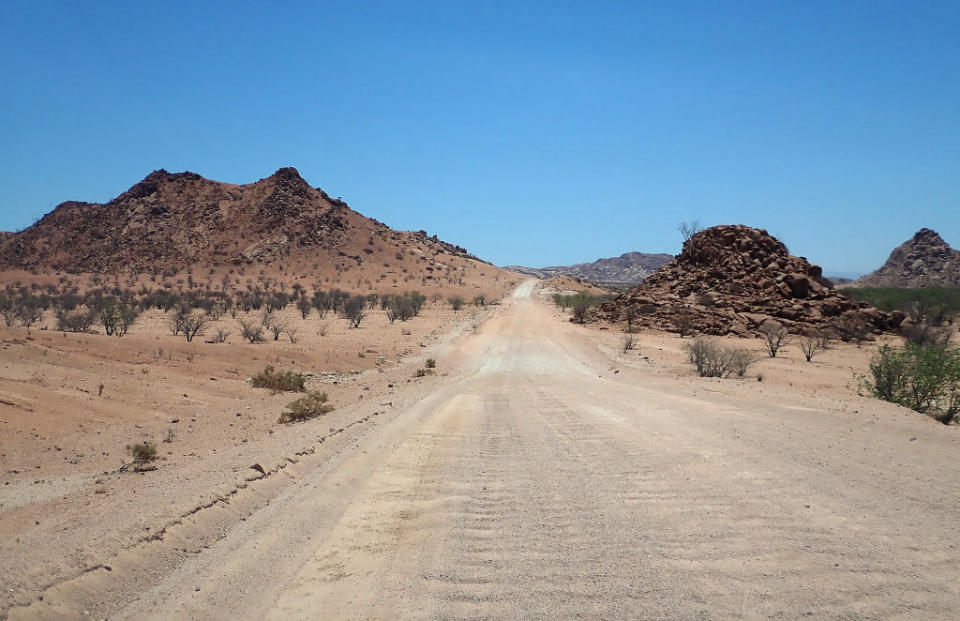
[
  {"left": 508, "top": 251, "right": 672, "bottom": 287},
  {"left": 596, "top": 225, "right": 903, "bottom": 336},
  {"left": 853, "top": 228, "right": 960, "bottom": 288},
  {"left": 0, "top": 167, "right": 486, "bottom": 276}
]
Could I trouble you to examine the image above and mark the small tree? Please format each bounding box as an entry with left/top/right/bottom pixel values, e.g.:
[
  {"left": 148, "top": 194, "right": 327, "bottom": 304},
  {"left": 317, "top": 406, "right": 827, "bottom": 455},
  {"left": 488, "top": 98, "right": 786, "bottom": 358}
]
[
  {"left": 296, "top": 297, "right": 312, "bottom": 319},
  {"left": 311, "top": 290, "right": 331, "bottom": 318},
  {"left": 169, "top": 303, "right": 192, "bottom": 336},
  {"left": 269, "top": 320, "right": 286, "bottom": 341},
  {"left": 624, "top": 306, "right": 639, "bottom": 333},
  {"left": 762, "top": 323, "right": 787, "bottom": 358},
  {"left": 571, "top": 299, "right": 590, "bottom": 324},
  {"left": 344, "top": 295, "right": 366, "bottom": 328},
  {"left": 285, "top": 326, "right": 300, "bottom": 344},
  {"left": 181, "top": 313, "right": 207, "bottom": 342},
  {"left": 679, "top": 220, "right": 701, "bottom": 242},
  {"left": 238, "top": 318, "right": 264, "bottom": 343},
  {"left": 449, "top": 296, "right": 465, "bottom": 311},
  {"left": 799, "top": 334, "right": 821, "bottom": 362}
]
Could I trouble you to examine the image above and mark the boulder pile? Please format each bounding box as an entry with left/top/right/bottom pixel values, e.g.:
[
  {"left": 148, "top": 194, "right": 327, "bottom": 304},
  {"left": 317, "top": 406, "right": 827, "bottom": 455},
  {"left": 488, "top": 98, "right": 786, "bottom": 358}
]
[
  {"left": 854, "top": 228, "right": 960, "bottom": 288},
  {"left": 596, "top": 225, "right": 903, "bottom": 336}
]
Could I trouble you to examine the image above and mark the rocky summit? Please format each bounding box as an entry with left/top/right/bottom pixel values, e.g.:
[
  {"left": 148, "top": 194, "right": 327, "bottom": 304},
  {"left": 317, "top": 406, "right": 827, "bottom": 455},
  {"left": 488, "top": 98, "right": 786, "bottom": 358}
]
[
  {"left": 596, "top": 225, "right": 903, "bottom": 336},
  {"left": 854, "top": 228, "right": 960, "bottom": 288}
]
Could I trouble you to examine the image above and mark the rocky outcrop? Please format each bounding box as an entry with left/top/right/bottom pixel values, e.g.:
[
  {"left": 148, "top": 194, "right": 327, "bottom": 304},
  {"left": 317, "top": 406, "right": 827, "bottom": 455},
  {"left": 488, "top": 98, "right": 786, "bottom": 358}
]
[
  {"left": 596, "top": 225, "right": 903, "bottom": 336},
  {"left": 509, "top": 251, "right": 672, "bottom": 286},
  {"left": 854, "top": 228, "right": 960, "bottom": 288}
]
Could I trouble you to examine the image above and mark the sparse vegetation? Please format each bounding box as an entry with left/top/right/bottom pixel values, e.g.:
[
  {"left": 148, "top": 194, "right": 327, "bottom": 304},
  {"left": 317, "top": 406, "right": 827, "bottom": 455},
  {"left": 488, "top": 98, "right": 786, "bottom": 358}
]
[
  {"left": 252, "top": 365, "right": 306, "bottom": 393},
  {"left": 843, "top": 287, "right": 960, "bottom": 321},
  {"left": 279, "top": 391, "right": 334, "bottom": 423}
]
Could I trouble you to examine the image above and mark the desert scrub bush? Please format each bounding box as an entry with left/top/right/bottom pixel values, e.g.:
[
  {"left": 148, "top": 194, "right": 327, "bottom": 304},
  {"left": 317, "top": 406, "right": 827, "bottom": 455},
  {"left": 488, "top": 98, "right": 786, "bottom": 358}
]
[
  {"left": 237, "top": 318, "right": 264, "bottom": 343},
  {"left": 685, "top": 337, "right": 757, "bottom": 378},
  {"left": 208, "top": 328, "right": 231, "bottom": 344},
  {"left": 252, "top": 365, "right": 306, "bottom": 393},
  {"left": 425, "top": 358, "right": 437, "bottom": 369},
  {"left": 673, "top": 311, "right": 695, "bottom": 337},
  {"left": 415, "top": 367, "right": 434, "bottom": 377},
  {"left": 861, "top": 344, "right": 960, "bottom": 424},
  {"left": 834, "top": 314, "right": 870, "bottom": 345},
  {"left": 128, "top": 441, "right": 158, "bottom": 467},
  {"left": 902, "top": 323, "right": 952, "bottom": 347},
  {"left": 55, "top": 308, "right": 96, "bottom": 333},
  {"left": 448, "top": 295, "right": 465, "bottom": 311},
  {"left": 279, "top": 391, "right": 334, "bottom": 423}
]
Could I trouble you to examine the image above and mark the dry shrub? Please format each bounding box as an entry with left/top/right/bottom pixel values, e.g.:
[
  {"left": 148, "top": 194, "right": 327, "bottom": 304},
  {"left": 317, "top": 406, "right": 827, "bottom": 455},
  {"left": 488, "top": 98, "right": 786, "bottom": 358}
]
[
  {"left": 128, "top": 441, "right": 157, "bottom": 466},
  {"left": 279, "top": 391, "right": 334, "bottom": 423},
  {"left": 685, "top": 337, "right": 758, "bottom": 378},
  {"left": 902, "top": 323, "right": 951, "bottom": 347},
  {"left": 252, "top": 365, "right": 306, "bottom": 393}
]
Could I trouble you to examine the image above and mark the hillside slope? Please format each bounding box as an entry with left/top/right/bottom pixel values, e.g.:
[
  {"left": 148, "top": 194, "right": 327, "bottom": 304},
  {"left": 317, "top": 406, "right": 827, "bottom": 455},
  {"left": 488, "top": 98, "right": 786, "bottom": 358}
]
[
  {"left": 0, "top": 167, "right": 482, "bottom": 274},
  {"left": 0, "top": 168, "right": 513, "bottom": 296}
]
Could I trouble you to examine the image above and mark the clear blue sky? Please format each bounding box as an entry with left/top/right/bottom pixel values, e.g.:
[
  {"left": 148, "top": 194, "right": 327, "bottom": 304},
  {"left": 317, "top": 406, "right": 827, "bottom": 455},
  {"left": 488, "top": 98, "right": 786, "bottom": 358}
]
[{"left": 1, "top": 1, "right": 957, "bottom": 275}]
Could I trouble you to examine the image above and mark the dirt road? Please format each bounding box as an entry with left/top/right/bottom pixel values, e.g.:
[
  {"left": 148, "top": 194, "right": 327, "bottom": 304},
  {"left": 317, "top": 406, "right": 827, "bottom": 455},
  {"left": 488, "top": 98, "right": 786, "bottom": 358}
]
[{"left": 23, "top": 281, "right": 960, "bottom": 619}]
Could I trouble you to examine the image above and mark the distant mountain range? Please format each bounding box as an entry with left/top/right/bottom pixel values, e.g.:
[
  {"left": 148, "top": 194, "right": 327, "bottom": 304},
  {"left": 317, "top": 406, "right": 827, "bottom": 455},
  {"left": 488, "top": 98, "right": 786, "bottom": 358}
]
[{"left": 507, "top": 251, "right": 673, "bottom": 287}]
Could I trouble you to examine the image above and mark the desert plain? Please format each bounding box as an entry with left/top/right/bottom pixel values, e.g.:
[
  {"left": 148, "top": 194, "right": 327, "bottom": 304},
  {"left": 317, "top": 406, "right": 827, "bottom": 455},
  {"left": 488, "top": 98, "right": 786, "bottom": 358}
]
[{"left": 1, "top": 277, "right": 957, "bottom": 619}]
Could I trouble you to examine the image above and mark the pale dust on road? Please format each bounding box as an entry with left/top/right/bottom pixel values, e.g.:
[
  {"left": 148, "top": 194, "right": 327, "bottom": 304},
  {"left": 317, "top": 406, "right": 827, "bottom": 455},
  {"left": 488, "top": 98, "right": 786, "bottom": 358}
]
[{"left": 115, "top": 280, "right": 960, "bottom": 620}]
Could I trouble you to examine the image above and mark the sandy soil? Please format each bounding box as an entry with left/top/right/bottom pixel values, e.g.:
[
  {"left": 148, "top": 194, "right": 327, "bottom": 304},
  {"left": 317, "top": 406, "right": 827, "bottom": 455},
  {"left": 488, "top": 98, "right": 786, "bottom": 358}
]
[{"left": 3, "top": 280, "right": 959, "bottom": 619}]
